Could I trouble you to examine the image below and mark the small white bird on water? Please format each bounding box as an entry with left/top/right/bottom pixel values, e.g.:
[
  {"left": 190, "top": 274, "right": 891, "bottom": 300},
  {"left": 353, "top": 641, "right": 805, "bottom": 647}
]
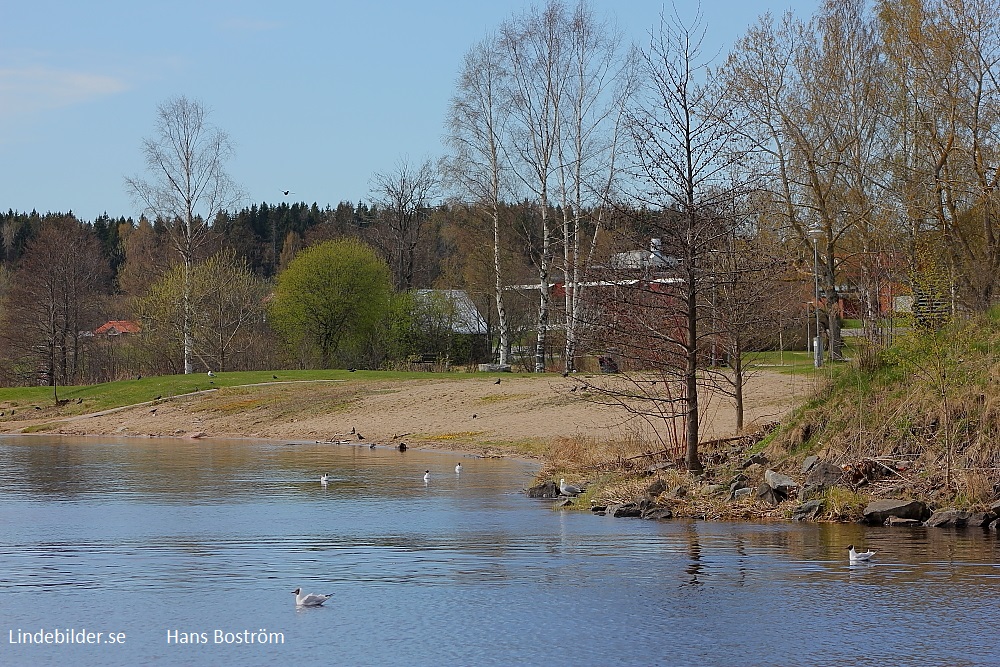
[
  {"left": 293, "top": 588, "right": 331, "bottom": 607},
  {"left": 559, "top": 478, "right": 582, "bottom": 496},
  {"left": 320, "top": 474, "right": 329, "bottom": 484},
  {"left": 424, "top": 470, "right": 431, "bottom": 482},
  {"left": 848, "top": 544, "right": 877, "bottom": 562},
  {"left": 455, "top": 463, "right": 462, "bottom": 474}
]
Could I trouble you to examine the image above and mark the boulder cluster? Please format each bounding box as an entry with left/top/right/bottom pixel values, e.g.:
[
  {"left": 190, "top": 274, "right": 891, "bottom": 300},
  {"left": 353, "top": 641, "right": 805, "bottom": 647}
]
[
  {"left": 528, "top": 453, "right": 1000, "bottom": 530},
  {"left": 862, "top": 499, "right": 1000, "bottom": 529}
]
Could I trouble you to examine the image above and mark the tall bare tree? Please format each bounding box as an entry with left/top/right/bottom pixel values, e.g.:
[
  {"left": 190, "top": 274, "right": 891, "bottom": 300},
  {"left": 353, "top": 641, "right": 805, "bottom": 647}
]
[
  {"left": 618, "top": 7, "right": 748, "bottom": 471},
  {"left": 446, "top": 32, "right": 514, "bottom": 366},
  {"left": 501, "top": 0, "right": 568, "bottom": 372},
  {"left": 369, "top": 158, "right": 439, "bottom": 291},
  {"left": 555, "top": 2, "right": 635, "bottom": 372},
  {"left": 880, "top": 0, "right": 1000, "bottom": 313},
  {"left": 3, "top": 218, "right": 109, "bottom": 391},
  {"left": 723, "top": 2, "right": 887, "bottom": 360},
  {"left": 125, "top": 96, "right": 242, "bottom": 374}
]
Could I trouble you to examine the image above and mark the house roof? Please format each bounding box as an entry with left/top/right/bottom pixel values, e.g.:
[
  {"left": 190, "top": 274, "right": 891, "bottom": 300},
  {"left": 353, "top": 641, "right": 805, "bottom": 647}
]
[
  {"left": 94, "top": 320, "right": 141, "bottom": 335},
  {"left": 414, "top": 290, "right": 487, "bottom": 335}
]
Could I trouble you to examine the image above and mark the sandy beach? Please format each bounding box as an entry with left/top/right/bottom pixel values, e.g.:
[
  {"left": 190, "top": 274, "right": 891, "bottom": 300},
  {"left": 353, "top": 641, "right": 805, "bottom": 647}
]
[{"left": 1, "top": 371, "right": 809, "bottom": 454}]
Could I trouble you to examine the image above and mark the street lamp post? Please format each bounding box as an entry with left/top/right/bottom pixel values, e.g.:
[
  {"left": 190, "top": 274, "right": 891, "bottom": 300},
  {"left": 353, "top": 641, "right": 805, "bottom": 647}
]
[
  {"left": 805, "top": 302, "right": 811, "bottom": 356},
  {"left": 807, "top": 224, "right": 824, "bottom": 368}
]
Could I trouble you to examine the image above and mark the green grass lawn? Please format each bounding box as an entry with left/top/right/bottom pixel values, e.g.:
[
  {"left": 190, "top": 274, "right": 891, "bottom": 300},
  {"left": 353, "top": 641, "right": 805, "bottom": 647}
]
[
  {"left": 0, "top": 368, "right": 544, "bottom": 416},
  {"left": 746, "top": 336, "right": 860, "bottom": 376}
]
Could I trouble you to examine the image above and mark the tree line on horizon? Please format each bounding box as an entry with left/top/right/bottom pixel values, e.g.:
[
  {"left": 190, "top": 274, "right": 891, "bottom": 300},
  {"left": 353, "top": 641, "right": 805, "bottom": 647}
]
[
  {"left": 3, "top": 0, "right": 1000, "bottom": 471},
  {"left": 0, "top": 198, "right": 551, "bottom": 384}
]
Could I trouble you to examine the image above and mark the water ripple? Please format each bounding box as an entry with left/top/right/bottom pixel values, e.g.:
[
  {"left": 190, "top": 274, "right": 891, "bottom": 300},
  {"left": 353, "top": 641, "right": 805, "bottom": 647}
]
[{"left": 1, "top": 436, "right": 998, "bottom": 667}]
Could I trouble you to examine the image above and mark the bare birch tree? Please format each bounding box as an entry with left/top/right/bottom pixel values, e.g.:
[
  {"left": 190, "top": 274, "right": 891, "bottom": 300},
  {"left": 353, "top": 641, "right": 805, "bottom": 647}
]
[
  {"left": 555, "top": 2, "right": 636, "bottom": 372},
  {"left": 125, "top": 96, "right": 242, "bottom": 374},
  {"left": 501, "top": 1, "right": 568, "bottom": 372},
  {"left": 446, "top": 33, "right": 514, "bottom": 366}
]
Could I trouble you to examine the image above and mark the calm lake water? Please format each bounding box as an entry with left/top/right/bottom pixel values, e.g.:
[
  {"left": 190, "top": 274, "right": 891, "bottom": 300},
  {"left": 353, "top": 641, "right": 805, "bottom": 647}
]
[{"left": 1, "top": 435, "right": 998, "bottom": 667}]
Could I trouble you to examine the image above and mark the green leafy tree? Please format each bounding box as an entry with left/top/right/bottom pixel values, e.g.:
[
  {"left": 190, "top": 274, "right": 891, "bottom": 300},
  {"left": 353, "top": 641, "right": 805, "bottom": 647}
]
[
  {"left": 132, "top": 251, "right": 269, "bottom": 373},
  {"left": 192, "top": 251, "right": 270, "bottom": 372},
  {"left": 269, "top": 239, "right": 393, "bottom": 368}
]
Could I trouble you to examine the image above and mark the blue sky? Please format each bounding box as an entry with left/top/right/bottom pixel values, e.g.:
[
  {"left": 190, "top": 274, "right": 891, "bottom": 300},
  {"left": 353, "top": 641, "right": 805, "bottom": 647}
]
[{"left": 1, "top": 1, "right": 816, "bottom": 222}]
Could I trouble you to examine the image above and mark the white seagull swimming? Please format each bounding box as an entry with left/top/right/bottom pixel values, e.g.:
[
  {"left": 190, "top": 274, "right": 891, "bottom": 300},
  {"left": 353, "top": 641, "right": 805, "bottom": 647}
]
[
  {"left": 320, "top": 474, "right": 329, "bottom": 484},
  {"left": 559, "top": 478, "right": 582, "bottom": 496},
  {"left": 293, "top": 588, "right": 331, "bottom": 607},
  {"left": 424, "top": 470, "right": 431, "bottom": 482},
  {"left": 848, "top": 544, "right": 877, "bottom": 562},
  {"left": 455, "top": 463, "right": 462, "bottom": 474}
]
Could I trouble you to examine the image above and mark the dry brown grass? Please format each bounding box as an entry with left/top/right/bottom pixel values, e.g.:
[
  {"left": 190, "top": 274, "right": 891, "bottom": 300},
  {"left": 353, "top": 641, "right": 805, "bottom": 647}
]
[{"left": 538, "top": 433, "right": 678, "bottom": 484}]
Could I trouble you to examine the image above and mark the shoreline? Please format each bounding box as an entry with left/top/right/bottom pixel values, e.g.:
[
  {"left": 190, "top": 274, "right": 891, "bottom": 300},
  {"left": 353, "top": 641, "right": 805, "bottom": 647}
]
[
  {"left": 8, "top": 426, "right": 993, "bottom": 532},
  {"left": 4, "top": 415, "right": 997, "bottom": 531},
  {"left": 8, "top": 371, "right": 985, "bottom": 528}
]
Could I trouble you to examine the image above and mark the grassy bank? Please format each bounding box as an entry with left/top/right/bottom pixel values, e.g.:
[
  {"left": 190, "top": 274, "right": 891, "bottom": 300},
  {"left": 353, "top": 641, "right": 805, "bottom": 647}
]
[
  {"left": 534, "top": 320, "right": 1000, "bottom": 522},
  {"left": 752, "top": 313, "right": 1000, "bottom": 518}
]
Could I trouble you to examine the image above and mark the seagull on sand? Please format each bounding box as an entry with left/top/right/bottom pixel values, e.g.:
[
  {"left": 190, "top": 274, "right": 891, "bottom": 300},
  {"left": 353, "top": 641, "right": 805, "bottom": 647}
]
[
  {"left": 494, "top": 378, "right": 501, "bottom": 385},
  {"left": 559, "top": 478, "right": 582, "bottom": 497},
  {"left": 848, "top": 544, "right": 876, "bottom": 563},
  {"left": 293, "top": 588, "right": 330, "bottom": 607}
]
